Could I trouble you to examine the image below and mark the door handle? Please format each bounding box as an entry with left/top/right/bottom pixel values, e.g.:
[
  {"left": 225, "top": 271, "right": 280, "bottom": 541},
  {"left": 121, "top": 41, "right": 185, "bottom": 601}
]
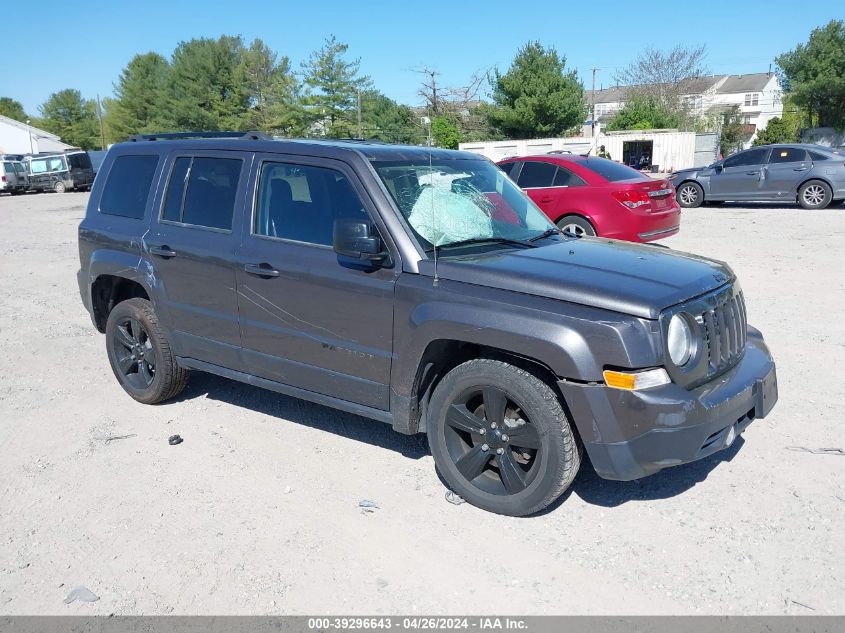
[
  {"left": 793, "top": 167, "right": 808, "bottom": 171},
  {"left": 538, "top": 197, "right": 553, "bottom": 203},
  {"left": 244, "top": 263, "right": 280, "bottom": 278},
  {"left": 746, "top": 171, "right": 759, "bottom": 175},
  {"left": 149, "top": 245, "right": 177, "bottom": 258}
]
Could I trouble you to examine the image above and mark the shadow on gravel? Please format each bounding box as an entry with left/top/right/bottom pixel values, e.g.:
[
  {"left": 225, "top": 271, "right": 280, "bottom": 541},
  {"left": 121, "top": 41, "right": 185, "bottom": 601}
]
[
  {"left": 556, "top": 437, "right": 746, "bottom": 510},
  {"left": 173, "top": 371, "right": 430, "bottom": 460}
]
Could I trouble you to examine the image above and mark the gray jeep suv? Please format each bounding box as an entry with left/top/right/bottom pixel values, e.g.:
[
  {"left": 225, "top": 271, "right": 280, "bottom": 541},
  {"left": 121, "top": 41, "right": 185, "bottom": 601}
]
[{"left": 77, "top": 132, "right": 778, "bottom": 516}]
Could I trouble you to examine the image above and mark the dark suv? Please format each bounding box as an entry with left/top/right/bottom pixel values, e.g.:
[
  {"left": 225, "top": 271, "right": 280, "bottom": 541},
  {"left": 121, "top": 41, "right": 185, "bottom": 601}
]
[{"left": 77, "top": 132, "right": 778, "bottom": 516}]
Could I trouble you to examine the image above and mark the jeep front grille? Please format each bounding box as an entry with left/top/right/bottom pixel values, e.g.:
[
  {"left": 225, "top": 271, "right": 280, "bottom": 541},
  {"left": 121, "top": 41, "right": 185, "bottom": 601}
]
[{"left": 698, "top": 290, "right": 747, "bottom": 377}]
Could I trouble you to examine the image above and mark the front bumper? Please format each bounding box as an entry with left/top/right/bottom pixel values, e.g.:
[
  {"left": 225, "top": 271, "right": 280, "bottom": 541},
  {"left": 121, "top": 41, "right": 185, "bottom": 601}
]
[{"left": 558, "top": 327, "right": 777, "bottom": 481}]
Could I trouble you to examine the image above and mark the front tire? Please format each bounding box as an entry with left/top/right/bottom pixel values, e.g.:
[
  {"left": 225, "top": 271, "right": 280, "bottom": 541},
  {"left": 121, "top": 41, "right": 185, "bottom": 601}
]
[
  {"left": 798, "top": 180, "right": 832, "bottom": 209},
  {"left": 105, "top": 298, "right": 188, "bottom": 404},
  {"left": 676, "top": 181, "right": 704, "bottom": 208},
  {"left": 427, "top": 359, "right": 581, "bottom": 516}
]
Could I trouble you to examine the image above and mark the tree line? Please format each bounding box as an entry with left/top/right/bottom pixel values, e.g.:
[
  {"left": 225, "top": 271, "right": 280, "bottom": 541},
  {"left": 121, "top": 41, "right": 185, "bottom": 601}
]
[{"left": 1, "top": 20, "right": 842, "bottom": 151}]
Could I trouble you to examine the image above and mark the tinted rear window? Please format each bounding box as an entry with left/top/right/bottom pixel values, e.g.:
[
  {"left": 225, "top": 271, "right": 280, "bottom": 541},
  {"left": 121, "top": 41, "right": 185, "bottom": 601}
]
[
  {"left": 68, "top": 152, "right": 93, "bottom": 170},
  {"left": 99, "top": 155, "right": 159, "bottom": 219},
  {"left": 160, "top": 157, "right": 242, "bottom": 231},
  {"left": 3, "top": 163, "right": 13, "bottom": 174},
  {"left": 809, "top": 151, "right": 830, "bottom": 161},
  {"left": 579, "top": 157, "right": 644, "bottom": 182},
  {"left": 517, "top": 161, "right": 557, "bottom": 188}
]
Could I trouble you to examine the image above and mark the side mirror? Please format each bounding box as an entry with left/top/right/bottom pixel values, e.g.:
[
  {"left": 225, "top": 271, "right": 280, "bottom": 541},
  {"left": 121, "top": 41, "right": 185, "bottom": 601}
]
[
  {"left": 333, "top": 219, "right": 389, "bottom": 264},
  {"left": 713, "top": 163, "right": 723, "bottom": 173}
]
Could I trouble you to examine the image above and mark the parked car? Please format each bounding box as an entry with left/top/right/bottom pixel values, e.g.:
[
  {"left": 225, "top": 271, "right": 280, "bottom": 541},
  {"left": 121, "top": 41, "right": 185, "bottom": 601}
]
[
  {"left": 1, "top": 159, "right": 29, "bottom": 194},
  {"left": 497, "top": 155, "right": 681, "bottom": 242},
  {"left": 24, "top": 150, "right": 95, "bottom": 193},
  {"left": 669, "top": 144, "right": 845, "bottom": 209},
  {"left": 77, "top": 132, "right": 778, "bottom": 516}
]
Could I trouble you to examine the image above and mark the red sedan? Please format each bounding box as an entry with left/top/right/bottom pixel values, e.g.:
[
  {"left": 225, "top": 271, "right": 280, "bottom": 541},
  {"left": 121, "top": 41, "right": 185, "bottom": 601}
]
[{"left": 497, "top": 155, "right": 681, "bottom": 242}]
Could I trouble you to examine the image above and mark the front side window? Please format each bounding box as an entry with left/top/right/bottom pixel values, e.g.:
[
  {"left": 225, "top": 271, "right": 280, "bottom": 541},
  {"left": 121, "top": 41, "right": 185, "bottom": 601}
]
[
  {"left": 373, "top": 158, "right": 554, "bottom": 250},
  {"left": 99, "top": 155, "right": 159, "bottom": 219},
  {"left": 517, "top": 161, "right": 557, "bottom": 188},
  {"left": 768, "top": 148, "right": 808, "bottom": 164},
  {"left": 160, "top": 157, "right": 242, "bottom": 231},
  {"left": 254, "top": 162, "right": 369, "bottom": 245},
  {"left": 724, "top": 148, "right": 768, "bottom": 168}
]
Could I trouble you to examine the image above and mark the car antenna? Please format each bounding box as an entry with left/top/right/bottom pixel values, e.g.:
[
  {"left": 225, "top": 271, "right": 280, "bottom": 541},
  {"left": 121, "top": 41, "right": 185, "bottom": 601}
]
[{"left": 423, "top": 116, "right": 439, "bottom": 285}]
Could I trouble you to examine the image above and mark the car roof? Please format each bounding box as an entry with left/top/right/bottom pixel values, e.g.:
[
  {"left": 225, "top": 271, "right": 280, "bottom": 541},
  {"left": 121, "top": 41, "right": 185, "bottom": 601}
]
[{"left": 113, "top": 137, "right": 483, "bottom": 162}]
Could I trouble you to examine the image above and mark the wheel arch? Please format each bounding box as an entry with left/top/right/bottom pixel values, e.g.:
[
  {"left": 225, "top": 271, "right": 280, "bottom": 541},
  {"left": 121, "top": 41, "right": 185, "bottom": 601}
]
[
  {"left": 85, "top": 250, "right": 161, "bottom": 332},
  {"left": 795, "top": 176, "right": 835, "bottom": 199}
]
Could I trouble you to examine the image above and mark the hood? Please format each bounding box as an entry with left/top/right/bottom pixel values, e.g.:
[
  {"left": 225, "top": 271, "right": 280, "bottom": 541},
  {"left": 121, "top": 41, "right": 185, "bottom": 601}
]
[{"left": 426, "top": 238, "right": 734, "bottom": 319}]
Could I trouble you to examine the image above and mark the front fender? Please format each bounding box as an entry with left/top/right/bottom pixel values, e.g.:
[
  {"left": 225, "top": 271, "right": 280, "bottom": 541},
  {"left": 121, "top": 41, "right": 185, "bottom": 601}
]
[{"left": 391, "top": 275, "right": 662, "bottom": 399}]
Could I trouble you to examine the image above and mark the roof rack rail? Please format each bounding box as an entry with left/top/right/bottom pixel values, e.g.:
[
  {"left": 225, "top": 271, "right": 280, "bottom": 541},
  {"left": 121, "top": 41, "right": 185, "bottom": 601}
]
[{"left": 128, "top": 131, "right": 272, "bottom": 142}]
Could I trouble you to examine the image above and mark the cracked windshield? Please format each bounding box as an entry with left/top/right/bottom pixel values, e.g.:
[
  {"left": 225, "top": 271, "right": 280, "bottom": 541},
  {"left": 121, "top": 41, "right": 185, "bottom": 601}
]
[{"left": 373, "top": 159, "right": 555, "bottom": 251}]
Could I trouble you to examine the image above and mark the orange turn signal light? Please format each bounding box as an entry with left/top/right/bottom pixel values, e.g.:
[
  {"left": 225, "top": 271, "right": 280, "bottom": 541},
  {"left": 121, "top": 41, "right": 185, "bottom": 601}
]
[{"left": 603, "top": 368, "right": 671, "bottom": 391}]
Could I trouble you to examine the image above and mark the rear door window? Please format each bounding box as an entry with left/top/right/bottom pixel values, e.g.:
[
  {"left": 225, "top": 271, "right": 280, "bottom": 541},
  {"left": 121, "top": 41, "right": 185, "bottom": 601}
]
[
  {"left": 517, "top": 161, "right": 557, "bottom": 188},
  {"left": 768, "top": 147, "right": 808, "bottom": 164},
  {"left": 160, "top": 157, "right": 242, "bottom": 231},
  {"left": 99, "top": 155, "right": 160, "bottom": 219},
  {"left": 553, "top": 166, "right": 586, "bottom": 187}
]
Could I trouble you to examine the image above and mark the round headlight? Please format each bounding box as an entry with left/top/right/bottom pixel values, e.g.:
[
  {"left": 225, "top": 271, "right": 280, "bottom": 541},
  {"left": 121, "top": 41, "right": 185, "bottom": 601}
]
[{"left": 667, "top": 314, "right": 693, "bottom": 366}]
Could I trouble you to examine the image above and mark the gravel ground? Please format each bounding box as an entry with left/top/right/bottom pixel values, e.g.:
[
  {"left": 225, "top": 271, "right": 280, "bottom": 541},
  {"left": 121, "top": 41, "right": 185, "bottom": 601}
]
[{"left": 0, "top": 192, "right": 842, "bottom": 615}]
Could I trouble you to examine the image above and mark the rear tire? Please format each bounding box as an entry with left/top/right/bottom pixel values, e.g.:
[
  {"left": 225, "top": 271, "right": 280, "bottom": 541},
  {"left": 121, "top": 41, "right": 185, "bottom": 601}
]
[
  {"left": 556, "top": 215, "right": 596, "bottom": 237},
  {"left": 798, "top": 180, "right": 832, "bottom": 210},
  {"left": 676, "top": 181, "right": 704, "bottom": 208},
  {"left": 105, "top": 298, "right": 189, "bottom": 404},
  {"left": 427, "top": 359, "right": 581, "bottom": 516},
  {"left": 53, "top": 181, "right": 66, "bottom": 193}
]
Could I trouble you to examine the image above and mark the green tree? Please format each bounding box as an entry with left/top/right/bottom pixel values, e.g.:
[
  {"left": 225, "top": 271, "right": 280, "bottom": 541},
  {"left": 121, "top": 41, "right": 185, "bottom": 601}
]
[
  {"left": 753, "top": 116, "right": 800, "bottom": 145},
  {"left": 777, "top": 20, "right": 845, "bottom": 129},
  {"left": 719, "top": 105, "right": 749, "bottom": 155},
  {"left": 431, "top": 115, "right": 462, "bottom": 149},
  {"left": 162, "top": 36, "right": 251, "bottom": 131},
  {"left": 105, "top": 52, "right": 170, "bottom": 140},
  {"left": 234, "top": 39, "right": 307, "bottom": 136},
  {"left": 302, "top": 35, "right": 371, "bottom": 137},
  {"left": 487, "top": 41, "right": 584, "bottom": 139},
  {"left": 360, "top": 91, "right": 421, "bottom": 144},
  {"left": 0, "top": 97, "right": 28, "bottom": 122},
  {"left": 605, "top": 96, "right": 682, "bottom": 131},
  {"left": 38, "top": 89, "right": 99, "bottom": 149}
]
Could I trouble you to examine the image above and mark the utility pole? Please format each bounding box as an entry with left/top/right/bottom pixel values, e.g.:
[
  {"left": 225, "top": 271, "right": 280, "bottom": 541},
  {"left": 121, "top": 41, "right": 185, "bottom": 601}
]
[
  {"left": 26, "top": 119, "right": 33, "bottom": 154},
  {"left": 591, "top": 67, "right": 601, "bottom": 138},
  {"left": 96, "top": 94, "right": 106, "bottom": 150},
  {"left": 356, "top": 87, "right": 362, "bottom": 139}
]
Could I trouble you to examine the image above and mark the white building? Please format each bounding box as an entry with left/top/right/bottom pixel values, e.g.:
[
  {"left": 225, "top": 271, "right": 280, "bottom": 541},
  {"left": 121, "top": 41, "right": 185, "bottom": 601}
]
[
  {"left": 0, "top": 114, "right": 74, "bottom": 154},
  {"left": 460, "top": 130, "right": 718, "bottom": 172},
  {"left": 586, "top": 73, "right": 783, "bottom": 147}
]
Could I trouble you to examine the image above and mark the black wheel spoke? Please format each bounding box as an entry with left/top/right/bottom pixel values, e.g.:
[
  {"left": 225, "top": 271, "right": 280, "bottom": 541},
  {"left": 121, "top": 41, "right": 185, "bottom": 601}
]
[
  {"left": 446, "top": 404, "right": 484, "bottom": 434},
  {"left": 482, "top": 386, "right": 507, "bottom": 424},
  {"left": 139, "top": 361, "right": 154, "bottom": 386},
  {"left": 116, "top": 354, "right": 136, "bottom": 376},
  {"left": 497, "top": 452, "right": 528, "bottom": 493},
  {"left": 128, "top": 318, "right": 143, "bottom": 343},
  {"left": 506, "top": 423, "right": 541, "bottom": 450},
  {"left": 115, "top": 325, "right": 135, "bottom": 350},
  {"left": 455, "top": 445, "right": 491, "bottom": 481}
]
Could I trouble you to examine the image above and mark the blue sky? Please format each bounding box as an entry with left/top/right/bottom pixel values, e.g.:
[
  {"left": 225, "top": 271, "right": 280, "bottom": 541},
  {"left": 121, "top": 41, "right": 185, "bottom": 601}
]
[{"left": 3, "top": 0, "right": 841, "bottom": 115}]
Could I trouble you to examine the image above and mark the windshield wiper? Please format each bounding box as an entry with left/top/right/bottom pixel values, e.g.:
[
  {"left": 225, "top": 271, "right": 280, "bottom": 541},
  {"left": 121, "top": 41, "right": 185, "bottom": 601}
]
[
  {"left": 528, "top": 227, "right": 564, "bottom": 242},
  {"left": 426, "top": 236, "right": 536, "bottom": 253}
]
